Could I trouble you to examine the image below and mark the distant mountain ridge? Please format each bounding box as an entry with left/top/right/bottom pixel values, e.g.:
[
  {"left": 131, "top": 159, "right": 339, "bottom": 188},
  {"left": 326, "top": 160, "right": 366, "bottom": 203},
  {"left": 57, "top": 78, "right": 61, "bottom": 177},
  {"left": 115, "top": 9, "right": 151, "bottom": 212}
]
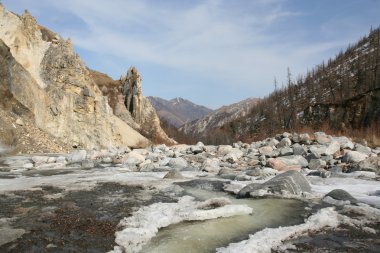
[
  {"left": 147, "top": 96, "right": 212, "bottom": 128},
  {"left": 179, "top": 97, "right": 259, "bottom": 139}
]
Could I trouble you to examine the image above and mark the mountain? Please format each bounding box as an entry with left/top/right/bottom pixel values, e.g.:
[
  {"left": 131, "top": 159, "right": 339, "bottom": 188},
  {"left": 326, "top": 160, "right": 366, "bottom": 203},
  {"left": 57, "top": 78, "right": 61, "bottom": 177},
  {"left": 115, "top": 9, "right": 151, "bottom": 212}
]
[
  {"left": 179, "top": 97, "right": 259, "bottom": 141},
  {"left": 147, "top": 97, "right": 213, "bottom": 128},
  {"left": 188, "top": 28, "right": 380, "bottom": 145},
  {"left": 0, "top": 5, "right": 173, "bottom": 153}
]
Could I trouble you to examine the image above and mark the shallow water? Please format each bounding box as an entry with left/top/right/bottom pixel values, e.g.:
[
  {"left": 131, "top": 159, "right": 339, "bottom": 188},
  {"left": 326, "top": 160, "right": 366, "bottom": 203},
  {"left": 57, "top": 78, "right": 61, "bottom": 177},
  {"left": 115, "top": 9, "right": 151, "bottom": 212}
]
[{"left": 141, "top": 187, "right": 305, "bottom": 253}]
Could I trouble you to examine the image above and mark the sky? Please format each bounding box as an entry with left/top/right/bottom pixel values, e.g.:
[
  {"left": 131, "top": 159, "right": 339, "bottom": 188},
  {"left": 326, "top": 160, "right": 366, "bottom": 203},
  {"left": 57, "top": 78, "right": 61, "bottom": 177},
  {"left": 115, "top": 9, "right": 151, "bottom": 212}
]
[{"left": 3, "top": 0, "right": 380, "bottom": 109}]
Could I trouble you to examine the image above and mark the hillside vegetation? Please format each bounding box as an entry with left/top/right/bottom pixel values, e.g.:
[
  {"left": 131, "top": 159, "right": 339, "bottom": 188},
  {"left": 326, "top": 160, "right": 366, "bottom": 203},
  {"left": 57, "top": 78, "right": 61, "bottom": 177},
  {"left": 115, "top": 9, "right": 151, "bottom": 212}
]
[{"left": 194, "top": 27, "right": 380, "bottom": 146}]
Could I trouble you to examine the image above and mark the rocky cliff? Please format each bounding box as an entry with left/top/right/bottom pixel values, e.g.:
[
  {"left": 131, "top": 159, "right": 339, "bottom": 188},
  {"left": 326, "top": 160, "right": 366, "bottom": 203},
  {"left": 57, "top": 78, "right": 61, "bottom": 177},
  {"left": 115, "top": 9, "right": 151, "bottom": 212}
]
[
  {"left": 148, "top": 96, "right": 213, "bottom": 128},
  {"left": 121, "top": 67, "right": 176, "bottom": 144},
  {"left": 0, "top": 5, "right": 152, "bottom": 151}
]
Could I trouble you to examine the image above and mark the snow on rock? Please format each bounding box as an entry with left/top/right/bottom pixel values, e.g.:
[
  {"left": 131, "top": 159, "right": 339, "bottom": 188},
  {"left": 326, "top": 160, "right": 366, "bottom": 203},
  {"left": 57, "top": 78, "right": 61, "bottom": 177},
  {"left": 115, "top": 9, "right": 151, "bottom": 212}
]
[
  {"left": 309, "top": 176, "right": 380, "bottom": 208},
  {"left": 110, "top": 196, "right": 252, "bottom": 253},
  {"left": 216, "top": 207, "right": 339, "bottom": 253}
]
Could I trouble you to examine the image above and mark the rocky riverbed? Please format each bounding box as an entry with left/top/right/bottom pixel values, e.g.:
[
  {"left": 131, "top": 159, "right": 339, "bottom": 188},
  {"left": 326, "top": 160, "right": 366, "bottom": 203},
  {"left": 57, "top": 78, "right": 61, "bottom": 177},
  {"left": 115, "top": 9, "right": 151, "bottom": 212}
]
[{"left": 0, "top": 132, "right": 379, "bottom": 252}]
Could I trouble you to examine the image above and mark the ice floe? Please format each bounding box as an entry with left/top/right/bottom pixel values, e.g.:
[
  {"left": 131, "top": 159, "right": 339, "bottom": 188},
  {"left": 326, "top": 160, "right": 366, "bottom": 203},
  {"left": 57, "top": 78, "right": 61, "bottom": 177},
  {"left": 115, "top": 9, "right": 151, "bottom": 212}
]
[{"left": 110, "top": 196, "right": 252, "bottom": 253}]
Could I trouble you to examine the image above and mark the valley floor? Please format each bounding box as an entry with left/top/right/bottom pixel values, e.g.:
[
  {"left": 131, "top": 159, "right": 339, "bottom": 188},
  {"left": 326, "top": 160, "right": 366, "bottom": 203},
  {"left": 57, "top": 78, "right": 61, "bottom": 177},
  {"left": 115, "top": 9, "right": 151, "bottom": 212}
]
[{"left": 0, "top": 133, "right": 379, "bottom": 252}]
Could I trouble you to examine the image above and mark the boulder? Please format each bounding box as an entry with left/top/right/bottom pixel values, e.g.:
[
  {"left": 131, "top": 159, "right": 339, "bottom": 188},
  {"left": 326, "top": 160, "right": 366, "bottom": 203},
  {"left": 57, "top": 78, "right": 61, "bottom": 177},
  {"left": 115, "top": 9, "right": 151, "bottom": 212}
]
[
  {"left": 309, "top": 145, "right": 327, "bottom": 156},
  {"left": 332, "top": 136, "right": 354, "bottom": 149},
  {"left": 280, "top": 147, "right": 293, "bottom": 156},
  {"left": 245, "top": 167, "right": 278, "bottom": 178},
  {"left": 351, "top": 156, "right": 380, "bottom": 174},
  {"left": 267, "top": 155, "right": 308, "bottom": 172},
  {"left": 224, "top": 148, "right": 244, "bottom": 163},
  {"left": 342, "top": 151, "right": 368, "bottom": 163},
  {"left": 201, "top": 158, "right": 220, "bottom": 173},
  {"left": 354, "top": 144, "right": 372, "bottom": 155},
  {"left": 299, "top": 133, "right": 312, "bottom": 144},
  {"left": 307, "top": 170, "right": 331, "bottom": 178},
  {"left": 217, "top": 145, "right": 233, "bottom": 156},
  {"left": 168, "top": 157, "right": 188, "bottom": 169},
  {"left": 163, "top": 169, "right": 184, "bottom": 179},
  {"left": 190, "top": 145, "right": 204, "bottom": 154},
  {"left": 323, "top": 189, "right": 357, "bottom": 204},
  {"left": 278, "top": 137, "right": 292, "bottom": 148},
  {"left": 258, "top": 146, "right": 273, "bottom": 156},
  {"left": 325, "top": 141, "right": 340, "bottom": 156},
  {"left": 237, "top": 170, "right": 311, "bottom": 198},
  {"left": 292, "top": 143, "right": 306, "bottom": 156},
  {"left": 308, "top": 159, "right": 326, "bottom": 170},
  {"left": 67, "top": 150, "right": 87, "bottom": 164},
  {"left": 315, "top": 132, "right": 332, "bottom": 145}
]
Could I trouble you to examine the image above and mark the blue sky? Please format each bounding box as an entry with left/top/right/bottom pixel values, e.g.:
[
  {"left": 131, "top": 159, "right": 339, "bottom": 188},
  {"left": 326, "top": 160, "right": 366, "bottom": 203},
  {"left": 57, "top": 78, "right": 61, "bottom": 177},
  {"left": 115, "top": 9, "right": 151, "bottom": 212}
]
[{"left": 3, "top": 0, "right": 380, "bottom": 109}]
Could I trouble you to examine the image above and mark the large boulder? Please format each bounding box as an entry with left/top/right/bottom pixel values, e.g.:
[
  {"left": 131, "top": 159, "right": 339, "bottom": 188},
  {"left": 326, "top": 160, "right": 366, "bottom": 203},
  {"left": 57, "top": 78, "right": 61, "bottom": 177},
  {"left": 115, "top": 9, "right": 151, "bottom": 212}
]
[
  {"left": 237, "top": 170, "right": 311, "bottom": 198},
  {"left": 267, "top": 155, "right": 308, "bottom": 172},
  {"left": 351, "top": 156, "right": 380, "bottom": 174},
  {"left": 323, "top": 189, "right": 358, "bottom": 205},
  {"left": 201, "top": 158, "right": 220, "bottom": 173},
  {"left": 168, "top": 157, "right": 188, "bottom": 170},
  {"left": 342, "top": 151, "right": 368, "bottom": 163}
]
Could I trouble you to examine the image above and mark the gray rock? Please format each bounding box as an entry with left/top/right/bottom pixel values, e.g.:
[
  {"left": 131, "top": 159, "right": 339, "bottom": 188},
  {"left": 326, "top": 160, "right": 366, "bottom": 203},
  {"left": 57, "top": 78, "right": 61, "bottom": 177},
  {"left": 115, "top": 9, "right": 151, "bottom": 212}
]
[
  {"left": 308, "top": 159, "right": 326, "bottom": 170},
  {"left": 245, "top": 167, "right": 278, "bottom": 178},
  {"left": 237, "top": 170, "right": 311, "bottom": 198},
  {"left": 355, "top": 144, "right": 372, "bottom": 155},
  {"left": 264, "top": 138, "right": 279, "bottom": 147},
  {"left": 332, "top": 136, "right": 354, "bottom": 149},
  {"left": 315, "top": 132, "right": 332, "bottom": 145},
  {"left": 309, "top": 145, "right": 328, "bottom": 156},
  {"left": 235, "top": 174, "right": 252, "bottom": 181},
  {"left": 324, "top": 189, "right": 357, "bottom": 204},
  {"left": 224, "top": 148, "right": 244, "bottom": 163},
  {"left": 258, "top": 146, "right": 273, "bottom": 156},
  {"left": 201, "top": 158, "right": 220, "bottom": 173},
  {"left": 342, "top": 151, "right": 368, "bottom": 163},
  {"left": 67, "top": 150, "right": 87, "bottom": 164},
  {"left": 278, "top": 137, "right": 292, "bottom": 148},
  {"left": 307, "top": 170, "right": 331, "bottom": 178},
  {"left": 168, "top": 157, "right": 188, "bottom": 169},
  {"left": 163, "top": 169, "right": 184, "bottom": 179},
  {"left": 280, "top": 147, "right": 293, "bottom": 156},
  {"left": 305, "top": 152, "right": 321, "bottom": 162},
  {"left": 325, "top": 141, "right": 340, "bottom": 155},
  {"left": 217, "top": 145, "right": 233, "bottom": 156},
  {"left": 31, "top": 156, "right": 50, "bottom": 165},
  {"left": 352, "top": 156, "right": 380, "bottom": 174},
  {"left": 292, "top": 143, "right": 306, "bottom": 156},
  {"left": 329, "top": 166, "right": 343, "bottom": 174},
  {"left": 0, "top": 227, "right": 25, "bottom": 247},
  {"left": 81, "top": 159, "right": 95, "bottom": 169},
  {"left": 190, "top": 145, "right": 204, "bottom": 154},
  {"left": 299, "top": 133, "right": 312, "bottom": 144}
]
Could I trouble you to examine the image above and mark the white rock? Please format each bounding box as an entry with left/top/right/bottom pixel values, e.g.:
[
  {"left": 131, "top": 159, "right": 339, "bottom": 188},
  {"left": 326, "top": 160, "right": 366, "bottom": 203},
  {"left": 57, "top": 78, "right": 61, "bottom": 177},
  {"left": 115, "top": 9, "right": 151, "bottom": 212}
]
[
  {"left": 168, "top": 157, "right": 188, "bottom": 169},
  {"left": 218, "top": 145, "right": 233, "bottom": 156},
  {"left": 201, "top": 158, "right": 220, "bottom": 173},
  {"left": 343, "top": 151, "right": 368, "bottom": 163}
]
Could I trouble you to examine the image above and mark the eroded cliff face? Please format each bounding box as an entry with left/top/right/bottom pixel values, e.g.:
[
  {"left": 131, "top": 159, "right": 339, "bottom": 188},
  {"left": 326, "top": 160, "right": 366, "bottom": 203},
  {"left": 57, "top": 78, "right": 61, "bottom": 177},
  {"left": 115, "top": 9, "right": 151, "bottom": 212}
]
[
  {"left": 0, "top": 6, "right": 149, "bottom": 150},
  {"left": 121, "top": 66, "right": 176, "bottom": 145}
]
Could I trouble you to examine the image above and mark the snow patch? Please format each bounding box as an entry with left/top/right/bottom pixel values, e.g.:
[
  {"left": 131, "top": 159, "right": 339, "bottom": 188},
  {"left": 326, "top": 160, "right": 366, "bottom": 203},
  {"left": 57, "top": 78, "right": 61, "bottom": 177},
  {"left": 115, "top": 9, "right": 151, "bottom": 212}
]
[{"left": 110, "top": 196, "right": 252, "bottom": 253}]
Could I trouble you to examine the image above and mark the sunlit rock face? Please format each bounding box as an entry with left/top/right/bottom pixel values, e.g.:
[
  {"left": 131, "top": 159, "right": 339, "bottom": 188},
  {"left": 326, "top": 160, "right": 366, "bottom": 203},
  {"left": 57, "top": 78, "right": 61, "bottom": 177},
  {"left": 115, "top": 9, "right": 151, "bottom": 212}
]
[
  {"left": 0, "top": 5, "right": 149, "bottom": 150},
  {"left": 121, "top": 66, "right": 176, "bottom": 144}
]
